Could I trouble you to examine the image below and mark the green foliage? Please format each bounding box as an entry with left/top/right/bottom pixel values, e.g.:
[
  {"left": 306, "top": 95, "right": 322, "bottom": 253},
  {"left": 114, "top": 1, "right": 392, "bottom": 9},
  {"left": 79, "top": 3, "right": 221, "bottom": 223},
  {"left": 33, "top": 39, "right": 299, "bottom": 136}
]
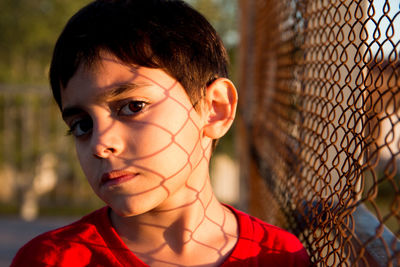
[
  {"left": 185, "top": 0, "right": 238, "bottom": 49},
  {"left": 0, "top": 0, "right": 91, "bottom": 84}
]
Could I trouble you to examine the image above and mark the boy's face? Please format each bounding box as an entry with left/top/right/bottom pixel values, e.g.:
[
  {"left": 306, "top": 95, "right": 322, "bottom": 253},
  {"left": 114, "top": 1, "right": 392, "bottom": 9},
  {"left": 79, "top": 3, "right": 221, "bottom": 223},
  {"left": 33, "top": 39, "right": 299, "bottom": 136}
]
[{"left": 61, "top": 54, "right": 211, "bottom": 217}]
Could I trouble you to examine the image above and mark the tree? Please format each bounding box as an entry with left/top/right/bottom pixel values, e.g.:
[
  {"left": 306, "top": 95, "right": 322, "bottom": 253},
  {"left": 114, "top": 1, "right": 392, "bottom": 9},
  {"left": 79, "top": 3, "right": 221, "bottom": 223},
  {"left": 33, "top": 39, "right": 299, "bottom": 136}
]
[
  {"left": 0, "top": 0, "right": 91, "bottom": 84},
  {"left": 185, "top": 0, "right": 238, "bottom": 49}
]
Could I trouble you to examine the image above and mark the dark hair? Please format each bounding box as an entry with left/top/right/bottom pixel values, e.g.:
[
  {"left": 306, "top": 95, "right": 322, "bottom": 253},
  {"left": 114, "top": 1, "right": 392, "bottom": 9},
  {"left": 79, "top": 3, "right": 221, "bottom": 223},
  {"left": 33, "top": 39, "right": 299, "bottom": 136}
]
[{"left": 49, "top": 0, "right": 229, "bottom": 109}]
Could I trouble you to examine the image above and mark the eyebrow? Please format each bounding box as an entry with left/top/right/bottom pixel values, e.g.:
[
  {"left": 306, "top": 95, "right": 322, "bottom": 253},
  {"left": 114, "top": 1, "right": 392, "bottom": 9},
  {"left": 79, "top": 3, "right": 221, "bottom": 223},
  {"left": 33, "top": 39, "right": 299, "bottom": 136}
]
[
  {"left": 95, "top": 82, "right": 146, "bottom": 102},
  {"left": 61, "top": 82, "right": 149, "bottom": 120},
  {"left": 61, "top": 106, "right": 84, "bottom": 121}
]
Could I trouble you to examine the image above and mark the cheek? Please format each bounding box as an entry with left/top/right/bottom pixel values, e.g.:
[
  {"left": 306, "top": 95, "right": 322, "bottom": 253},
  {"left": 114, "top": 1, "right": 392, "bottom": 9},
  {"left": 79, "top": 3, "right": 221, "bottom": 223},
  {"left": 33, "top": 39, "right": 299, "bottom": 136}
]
[
  {"left": 129, "top": 122, "right": 175, "bottom": 157},
  {"left": 75, "top": 142, "right": 95, "bottom": 178},
  {"left": 138, "top": 110, "right": 201, "bottom": 153},
  {"left": 129, "top": 117, "right": 203, "bottom": 179}
]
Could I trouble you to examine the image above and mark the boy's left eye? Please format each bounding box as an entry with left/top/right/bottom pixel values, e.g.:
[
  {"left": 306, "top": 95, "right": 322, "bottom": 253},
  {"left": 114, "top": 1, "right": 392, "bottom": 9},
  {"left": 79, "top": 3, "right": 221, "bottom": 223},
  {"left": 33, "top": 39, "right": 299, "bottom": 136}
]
[{"left": 118, "top": 101, "right": 147, "bottom": 116}]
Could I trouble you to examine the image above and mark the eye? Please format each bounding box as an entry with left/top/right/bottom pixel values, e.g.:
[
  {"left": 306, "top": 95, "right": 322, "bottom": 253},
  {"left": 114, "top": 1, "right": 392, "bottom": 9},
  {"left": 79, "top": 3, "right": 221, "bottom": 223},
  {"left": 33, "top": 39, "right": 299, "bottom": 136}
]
[
  {"left": 68, "top": 117, "right": 93, "bottom": 137},
  {"left": 118, "top": 101, "right": 147, "bottom": 116}
]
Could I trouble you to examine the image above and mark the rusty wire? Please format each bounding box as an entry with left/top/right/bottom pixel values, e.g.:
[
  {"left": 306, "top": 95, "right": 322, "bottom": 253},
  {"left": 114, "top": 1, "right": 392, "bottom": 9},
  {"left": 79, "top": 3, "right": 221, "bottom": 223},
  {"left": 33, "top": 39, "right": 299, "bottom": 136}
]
[{"left": 238, "top": 0, "right": 400, "bottom": 266}]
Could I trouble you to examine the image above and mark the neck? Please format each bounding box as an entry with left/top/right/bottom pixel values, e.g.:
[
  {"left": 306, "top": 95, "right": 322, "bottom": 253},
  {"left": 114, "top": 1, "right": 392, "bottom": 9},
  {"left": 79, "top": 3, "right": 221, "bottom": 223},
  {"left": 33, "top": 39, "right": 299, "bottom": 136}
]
[
  {"left": 110, "top": 176, "right": 238, "bottom": 266},
  {"left": 111, "top": 177, "right": 221, "bottom": 243}
]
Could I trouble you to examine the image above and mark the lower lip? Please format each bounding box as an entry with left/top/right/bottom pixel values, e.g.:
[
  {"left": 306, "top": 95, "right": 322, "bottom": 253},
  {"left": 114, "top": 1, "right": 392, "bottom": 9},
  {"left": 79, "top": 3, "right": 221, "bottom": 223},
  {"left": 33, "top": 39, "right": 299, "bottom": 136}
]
[{"left": 102, "top": 174, "right": 138, "bottom": 187}]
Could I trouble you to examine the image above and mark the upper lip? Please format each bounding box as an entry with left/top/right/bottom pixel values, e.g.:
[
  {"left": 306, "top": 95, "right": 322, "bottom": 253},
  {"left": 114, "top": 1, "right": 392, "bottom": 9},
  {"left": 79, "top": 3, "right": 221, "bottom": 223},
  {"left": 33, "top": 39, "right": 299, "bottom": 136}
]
[{"left": 100, "top": 170, "right": 137, "bottom": 184}]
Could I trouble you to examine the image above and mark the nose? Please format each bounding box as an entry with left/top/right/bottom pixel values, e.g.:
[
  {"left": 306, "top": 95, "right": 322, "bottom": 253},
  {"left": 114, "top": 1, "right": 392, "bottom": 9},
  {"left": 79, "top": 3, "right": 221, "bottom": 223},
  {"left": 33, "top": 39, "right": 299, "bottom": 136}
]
[{"left": 91, "top": 121, "right": 124, "bottom": 158}]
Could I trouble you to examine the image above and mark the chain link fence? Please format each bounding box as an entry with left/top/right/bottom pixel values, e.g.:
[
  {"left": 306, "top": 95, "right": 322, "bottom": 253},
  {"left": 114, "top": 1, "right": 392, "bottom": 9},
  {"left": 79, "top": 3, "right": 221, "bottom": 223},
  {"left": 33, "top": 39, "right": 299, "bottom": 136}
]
[{"left": 238, "top": 0, "right": 400, "bottom": 266}]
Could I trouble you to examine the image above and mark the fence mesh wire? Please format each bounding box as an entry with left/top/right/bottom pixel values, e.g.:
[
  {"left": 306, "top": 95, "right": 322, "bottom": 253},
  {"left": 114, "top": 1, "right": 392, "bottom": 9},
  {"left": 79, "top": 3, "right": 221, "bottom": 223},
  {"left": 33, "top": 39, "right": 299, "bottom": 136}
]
[{"left": 238, "top": 0, "right": 400, "bottom": 266}]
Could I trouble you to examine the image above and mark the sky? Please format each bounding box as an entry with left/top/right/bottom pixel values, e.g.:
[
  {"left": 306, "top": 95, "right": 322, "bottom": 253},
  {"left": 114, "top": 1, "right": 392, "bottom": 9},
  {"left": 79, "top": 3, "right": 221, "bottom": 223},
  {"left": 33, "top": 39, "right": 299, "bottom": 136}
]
[{"left": 366, "top": 0, "right": 400, "bottom": 57}]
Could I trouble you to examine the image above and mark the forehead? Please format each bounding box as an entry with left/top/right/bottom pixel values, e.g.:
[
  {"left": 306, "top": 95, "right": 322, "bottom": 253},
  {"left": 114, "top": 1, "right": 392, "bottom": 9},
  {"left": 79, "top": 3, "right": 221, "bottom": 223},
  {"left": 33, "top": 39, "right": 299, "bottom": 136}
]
[{"left": 60, "top": 56, "right": 182, "bottom": 109}]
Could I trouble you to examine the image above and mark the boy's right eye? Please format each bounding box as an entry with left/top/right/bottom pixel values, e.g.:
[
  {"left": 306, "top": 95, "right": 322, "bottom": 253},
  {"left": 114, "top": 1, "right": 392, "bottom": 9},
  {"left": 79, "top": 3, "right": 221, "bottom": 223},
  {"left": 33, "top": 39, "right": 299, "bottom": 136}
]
[{"left": 68, "top": 118, "right": 93, "bottom": 137}]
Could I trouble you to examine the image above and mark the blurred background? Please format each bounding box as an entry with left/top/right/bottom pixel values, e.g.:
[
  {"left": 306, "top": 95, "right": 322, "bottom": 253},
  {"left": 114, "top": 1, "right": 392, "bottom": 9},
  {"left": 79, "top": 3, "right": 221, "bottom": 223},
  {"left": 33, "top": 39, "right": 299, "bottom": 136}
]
[{"left": 0, "top": 0, "right": 239, "bottom": 265}]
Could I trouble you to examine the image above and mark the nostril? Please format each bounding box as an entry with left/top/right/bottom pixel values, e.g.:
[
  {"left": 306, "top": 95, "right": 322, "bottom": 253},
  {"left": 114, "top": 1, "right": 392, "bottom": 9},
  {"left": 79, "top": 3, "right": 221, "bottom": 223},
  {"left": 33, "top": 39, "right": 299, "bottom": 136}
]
[
  {"left": 93, "top": 153, "right": 104, "bottom": 159},
  {"left": 93, "top": 143, "right": 113, "bottom": 158},
  {"left": 92, "top": 141, "right": 121, "bottom": 158}
]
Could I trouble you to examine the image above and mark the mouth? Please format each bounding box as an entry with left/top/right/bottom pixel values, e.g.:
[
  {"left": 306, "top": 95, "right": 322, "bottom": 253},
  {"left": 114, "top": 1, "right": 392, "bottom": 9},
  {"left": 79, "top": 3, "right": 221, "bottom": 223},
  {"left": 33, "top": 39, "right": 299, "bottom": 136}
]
[{"left": 100, "top": 170, "right": 138, "bottom": 187}]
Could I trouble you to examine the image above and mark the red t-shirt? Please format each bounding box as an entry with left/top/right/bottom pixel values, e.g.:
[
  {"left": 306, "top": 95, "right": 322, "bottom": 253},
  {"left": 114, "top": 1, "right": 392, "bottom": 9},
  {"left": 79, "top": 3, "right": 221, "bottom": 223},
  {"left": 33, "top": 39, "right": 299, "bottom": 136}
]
[{"left": 11, "top": 206, "right": 310, "bottom": 266}]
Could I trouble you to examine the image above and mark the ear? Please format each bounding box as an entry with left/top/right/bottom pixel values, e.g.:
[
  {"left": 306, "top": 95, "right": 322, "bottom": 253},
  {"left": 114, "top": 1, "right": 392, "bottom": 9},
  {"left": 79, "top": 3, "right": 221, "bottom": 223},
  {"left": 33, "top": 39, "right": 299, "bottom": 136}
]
[{"left": 202, "top": 78, "right": 238, "bottom": 139}]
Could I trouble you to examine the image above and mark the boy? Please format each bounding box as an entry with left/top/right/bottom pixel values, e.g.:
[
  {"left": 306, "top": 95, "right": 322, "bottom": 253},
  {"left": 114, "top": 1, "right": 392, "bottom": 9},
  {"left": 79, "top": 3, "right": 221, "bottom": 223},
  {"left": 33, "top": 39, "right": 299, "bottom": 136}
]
[{"left": 11, "top": 0, "right": 310, "bottom": 266}]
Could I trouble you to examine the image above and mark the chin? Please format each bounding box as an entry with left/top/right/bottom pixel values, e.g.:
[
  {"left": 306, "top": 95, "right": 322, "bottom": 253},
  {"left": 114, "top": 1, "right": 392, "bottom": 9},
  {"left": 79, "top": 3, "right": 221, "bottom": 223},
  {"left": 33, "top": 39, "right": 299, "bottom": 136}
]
[{"left": 108, "top": 199, "right": 157, "bottom": 218}]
